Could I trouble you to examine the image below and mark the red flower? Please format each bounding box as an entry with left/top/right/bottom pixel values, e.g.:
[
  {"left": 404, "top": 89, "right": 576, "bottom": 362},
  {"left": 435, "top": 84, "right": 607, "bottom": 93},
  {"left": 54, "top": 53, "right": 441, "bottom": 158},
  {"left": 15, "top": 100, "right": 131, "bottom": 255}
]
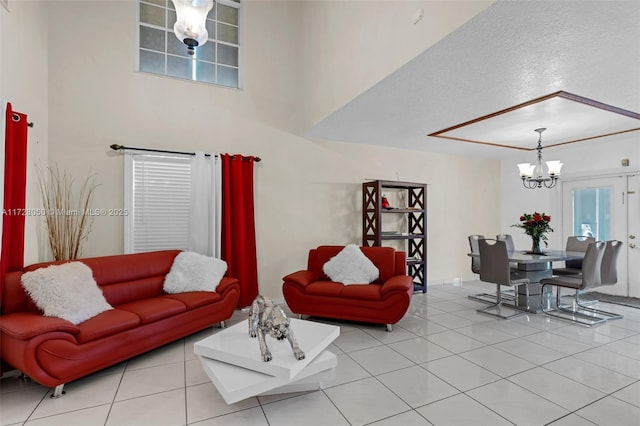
[{"left": 512, "top": 212, "right": 554, "bottom": 247}]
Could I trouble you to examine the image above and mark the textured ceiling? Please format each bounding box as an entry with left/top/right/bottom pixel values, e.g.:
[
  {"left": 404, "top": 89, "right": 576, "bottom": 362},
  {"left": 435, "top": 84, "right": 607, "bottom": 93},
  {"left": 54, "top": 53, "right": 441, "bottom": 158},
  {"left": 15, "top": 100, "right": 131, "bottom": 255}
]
[{"left": 305, "top": 1, "right": 640, "bottom": 160}]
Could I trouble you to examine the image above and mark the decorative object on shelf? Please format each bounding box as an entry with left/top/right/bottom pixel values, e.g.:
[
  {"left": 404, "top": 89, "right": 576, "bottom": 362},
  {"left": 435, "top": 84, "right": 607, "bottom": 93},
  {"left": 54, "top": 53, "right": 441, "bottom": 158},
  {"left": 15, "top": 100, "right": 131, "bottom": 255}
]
[
  {"left": 517, "top": 128, "right": 563, "bottom": 189},
  {"left": 381, "top": 195, "right": 391, "bottom": 209},
  {"left": 248, "top": 295, "right": 305, "bottom": 362},
  {"left": 512, "top": 212, "right": 553, "bottom": 254},
  {"left": 171, "top": 0, "right": 214, "bottom": 56},
  {"left": 36, "top": 164, "right": 99, "bottom": 261}
]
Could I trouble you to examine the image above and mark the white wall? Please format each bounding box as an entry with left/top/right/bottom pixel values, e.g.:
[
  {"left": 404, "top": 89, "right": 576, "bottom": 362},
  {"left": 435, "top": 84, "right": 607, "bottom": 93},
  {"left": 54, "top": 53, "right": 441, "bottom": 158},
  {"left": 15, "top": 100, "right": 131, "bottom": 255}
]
[
  {"left": 501, "top": 134, "right": 640, "bottom": 250},
  {"left": 42, "top": 0, "right": 501, "bottom": 297},
  {"left": 0, "top": 0, "right": 501, "bottom": 299},
  {"left": 0, "top": 0, "right": 49, "bottom": 265}
]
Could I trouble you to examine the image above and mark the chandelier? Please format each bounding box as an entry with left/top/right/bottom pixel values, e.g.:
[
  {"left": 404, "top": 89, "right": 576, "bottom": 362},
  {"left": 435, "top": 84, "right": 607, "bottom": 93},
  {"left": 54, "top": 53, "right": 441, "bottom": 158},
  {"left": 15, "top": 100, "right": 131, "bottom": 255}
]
[
  {"left": 171, "top": 0, "right": 214, "bottom": 56},
  {"left": 517, "top": 128, "right": 563, "bottom": 189}
]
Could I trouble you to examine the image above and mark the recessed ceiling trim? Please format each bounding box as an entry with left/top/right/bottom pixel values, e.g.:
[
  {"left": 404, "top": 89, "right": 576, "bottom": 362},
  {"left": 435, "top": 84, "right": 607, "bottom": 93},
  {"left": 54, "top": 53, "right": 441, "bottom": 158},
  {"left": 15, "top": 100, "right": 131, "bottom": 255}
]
[
  {"left": 428, "top": 91, "right": 640, "bottom": 151},
  {"left": 544, "top": 127, "right": 640, "bottom": 148},
  {"left": 424, "top": 135, "right": 532, "bottom": 151}
]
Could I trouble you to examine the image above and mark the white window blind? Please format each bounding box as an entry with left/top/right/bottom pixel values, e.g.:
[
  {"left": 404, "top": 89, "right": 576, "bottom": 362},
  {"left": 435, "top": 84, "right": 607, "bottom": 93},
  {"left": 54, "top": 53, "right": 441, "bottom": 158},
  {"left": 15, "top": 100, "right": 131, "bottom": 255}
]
[{"left": 124, "top": 153, "right": 192, "bottom": 253}]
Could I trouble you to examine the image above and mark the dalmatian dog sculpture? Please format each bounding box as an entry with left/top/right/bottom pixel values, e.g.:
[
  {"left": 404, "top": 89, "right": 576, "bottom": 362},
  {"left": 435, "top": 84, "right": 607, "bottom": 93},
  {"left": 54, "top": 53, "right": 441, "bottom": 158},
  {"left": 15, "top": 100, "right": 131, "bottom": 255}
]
[{"left": 248, "top": 295, "right": 305, "bottom": 362}]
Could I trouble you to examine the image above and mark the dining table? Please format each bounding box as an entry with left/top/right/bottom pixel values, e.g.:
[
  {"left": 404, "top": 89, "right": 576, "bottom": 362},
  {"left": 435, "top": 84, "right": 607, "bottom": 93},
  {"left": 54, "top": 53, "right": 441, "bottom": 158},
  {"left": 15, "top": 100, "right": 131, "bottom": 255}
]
[{"left": 469, "top": 249, "right": 585, "bottom": 313}]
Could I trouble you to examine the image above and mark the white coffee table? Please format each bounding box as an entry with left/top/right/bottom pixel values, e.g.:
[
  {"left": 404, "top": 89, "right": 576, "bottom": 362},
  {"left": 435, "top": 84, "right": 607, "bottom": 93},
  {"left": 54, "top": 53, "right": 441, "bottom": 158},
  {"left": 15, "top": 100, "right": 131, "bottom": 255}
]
[{"left": 194, "top": 318, "right": 340, "bottom": 404}]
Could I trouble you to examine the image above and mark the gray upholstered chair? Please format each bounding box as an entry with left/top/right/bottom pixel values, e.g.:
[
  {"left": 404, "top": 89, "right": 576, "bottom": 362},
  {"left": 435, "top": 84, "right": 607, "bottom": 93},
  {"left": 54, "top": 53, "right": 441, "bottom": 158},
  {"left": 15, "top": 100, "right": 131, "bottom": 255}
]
[
  {"left": 601, "top": 240, "right": 623, "bottom": 287},
  {"left": 552, "top": 236, "right": 595, "bottom": 275},
  {"left": 476, "top": 239, "right": 529, "bottom": 319},
  {"left": 497, "top": 233, "right": 519, "bottom": 271},
  {"left": 468, "top": 234, "right": 483, "bottom": 275},
  {"left": 540, "top": 240, "right": 623, "bottom": 326},
  {"left": 496, "top": 234, "right": 515, "bottom": 252},
  {"left": 468, "top": 235, "right": 518, "bottom": 305}
]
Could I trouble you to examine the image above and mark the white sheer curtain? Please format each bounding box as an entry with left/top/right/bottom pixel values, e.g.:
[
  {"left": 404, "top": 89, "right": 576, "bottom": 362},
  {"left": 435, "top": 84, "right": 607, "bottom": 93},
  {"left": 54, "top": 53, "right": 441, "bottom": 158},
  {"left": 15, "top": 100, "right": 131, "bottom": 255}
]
[{"left": 189, "top": 152, "right": 222, "bottom": 257}]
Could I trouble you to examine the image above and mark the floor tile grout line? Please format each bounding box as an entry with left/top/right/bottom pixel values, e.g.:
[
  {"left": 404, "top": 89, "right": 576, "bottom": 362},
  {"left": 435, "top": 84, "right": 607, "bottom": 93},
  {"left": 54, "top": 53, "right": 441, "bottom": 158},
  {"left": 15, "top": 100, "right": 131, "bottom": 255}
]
[
  {"left": 456, "top": 390, "right": 521, "bottom": 426},
  {"left": 502, "top": 368, "right": 640, "bottom": 419},
  {"left": 318, "top": 387, "right": 355, "bottom": 426},
  {"left": 608, "top": 380, "right": 640, "bottom": 409},
  {"left": 104, "top": 360, "right": 129, "bottom": 426},
  {"left": 536, "top": 357, "right": 640, "bottom": 395},
  {"left": 5, "top": 287, "right": 640, "bottom": 426}
]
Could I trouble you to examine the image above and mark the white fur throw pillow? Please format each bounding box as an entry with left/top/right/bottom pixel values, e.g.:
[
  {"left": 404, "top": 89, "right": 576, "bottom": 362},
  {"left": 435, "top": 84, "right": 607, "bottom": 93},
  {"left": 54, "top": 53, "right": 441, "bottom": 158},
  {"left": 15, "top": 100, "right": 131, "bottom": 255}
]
[
  {"left": 323, "top": 244, "right": 379, "bottom": 285},
  {"left": 163, "top": 251, "right": 227, "bottom": 294},
  {"left": 21, "top": 262, "right": 112, "bottom": 325}
]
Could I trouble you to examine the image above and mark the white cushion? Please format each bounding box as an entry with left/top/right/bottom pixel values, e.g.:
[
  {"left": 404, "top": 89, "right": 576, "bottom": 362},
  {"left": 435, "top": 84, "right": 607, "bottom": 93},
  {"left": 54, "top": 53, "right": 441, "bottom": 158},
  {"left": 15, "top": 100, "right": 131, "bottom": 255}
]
[
  {"left": 21, "top": 262, "right": 112, "bottom": 325},
  {"left": 323, "top": 244, "right": 379, "bottom": 285},
  {"left": 163, "top": 251, "right": 227, "bottom": 294}
]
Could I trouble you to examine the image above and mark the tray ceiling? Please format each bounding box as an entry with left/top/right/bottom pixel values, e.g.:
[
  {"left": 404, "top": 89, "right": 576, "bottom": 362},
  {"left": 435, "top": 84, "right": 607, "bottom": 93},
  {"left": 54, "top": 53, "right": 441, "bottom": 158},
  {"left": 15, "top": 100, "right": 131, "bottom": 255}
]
[{"left": 306, "top": 1, "right": 640, "bottom": 160}]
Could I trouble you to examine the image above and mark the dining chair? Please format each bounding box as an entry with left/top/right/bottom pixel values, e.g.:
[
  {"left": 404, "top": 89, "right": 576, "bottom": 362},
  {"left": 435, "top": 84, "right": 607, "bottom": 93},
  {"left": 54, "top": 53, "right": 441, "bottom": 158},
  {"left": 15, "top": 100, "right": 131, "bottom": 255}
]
[
  {"left": 468, "top": 234, "right": 483, "bottom": 275},
  {"left": 497, "top": 233, "right": 520, "bottom": 270},
  {"left": 496, "top": 234, "right": 515, "bottom": 251},
  {"left": 540, "top": 241, "right": 622, "bottom": 326},
  {"left": 577, "top": 240, "right": 624, "bottom": 319},
  {"left": 552, "top": 236, "right": 595, "bottom": 275},
  {"left": 468, "top": 235, "right": 518, "bottom": 305},
  {"left": 476, "top": 239, "right": 529, "bottom": 319}
]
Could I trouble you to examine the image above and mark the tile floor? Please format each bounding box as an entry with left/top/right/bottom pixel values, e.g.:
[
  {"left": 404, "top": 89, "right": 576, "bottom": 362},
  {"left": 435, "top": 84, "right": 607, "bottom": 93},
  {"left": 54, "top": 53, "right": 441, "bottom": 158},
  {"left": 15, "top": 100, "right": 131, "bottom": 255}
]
[{"left": 2, "top": 281, "right": 640, "bottom": 426}]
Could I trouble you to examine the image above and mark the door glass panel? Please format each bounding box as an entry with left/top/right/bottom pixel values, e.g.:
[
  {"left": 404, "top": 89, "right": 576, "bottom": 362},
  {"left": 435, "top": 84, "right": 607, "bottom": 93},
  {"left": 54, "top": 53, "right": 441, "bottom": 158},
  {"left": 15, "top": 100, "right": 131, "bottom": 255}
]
[{"left": 572, "top": 188, "right": 611, "bottom": 240}]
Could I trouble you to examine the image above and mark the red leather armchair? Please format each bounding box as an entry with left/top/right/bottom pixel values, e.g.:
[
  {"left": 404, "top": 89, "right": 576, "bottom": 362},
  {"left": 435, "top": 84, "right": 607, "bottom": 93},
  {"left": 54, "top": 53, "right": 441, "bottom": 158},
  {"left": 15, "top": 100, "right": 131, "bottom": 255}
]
[{"left": 282, "top": 246, "right": 413, "bottom": 331}]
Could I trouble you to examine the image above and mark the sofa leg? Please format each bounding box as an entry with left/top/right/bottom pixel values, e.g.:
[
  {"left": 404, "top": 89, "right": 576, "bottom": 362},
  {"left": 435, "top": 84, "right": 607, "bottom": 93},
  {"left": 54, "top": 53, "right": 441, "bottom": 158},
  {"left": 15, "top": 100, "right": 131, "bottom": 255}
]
[
  {"left": 51, "top": 384, "right": 65, "bottom": 398},
  {"left": 385, "top": 324, "right": 393, "bottom": 332},
  {"left": 219, "top": 321, "right": 227, "bottom": 329}
]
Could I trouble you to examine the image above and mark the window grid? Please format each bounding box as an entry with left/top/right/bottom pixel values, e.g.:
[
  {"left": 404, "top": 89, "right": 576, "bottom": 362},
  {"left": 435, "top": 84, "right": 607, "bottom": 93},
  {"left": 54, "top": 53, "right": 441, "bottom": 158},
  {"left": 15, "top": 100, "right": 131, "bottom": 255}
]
[{"left": 138, "top": 0, "right": 240, "bottom": 88}]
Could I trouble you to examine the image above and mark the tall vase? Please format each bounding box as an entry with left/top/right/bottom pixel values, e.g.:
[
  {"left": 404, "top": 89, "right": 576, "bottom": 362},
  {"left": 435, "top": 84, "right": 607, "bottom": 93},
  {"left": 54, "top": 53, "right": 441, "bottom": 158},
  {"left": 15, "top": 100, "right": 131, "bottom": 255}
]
[{"left": 531, "top": 236, "right": 542, "bottom": 254}]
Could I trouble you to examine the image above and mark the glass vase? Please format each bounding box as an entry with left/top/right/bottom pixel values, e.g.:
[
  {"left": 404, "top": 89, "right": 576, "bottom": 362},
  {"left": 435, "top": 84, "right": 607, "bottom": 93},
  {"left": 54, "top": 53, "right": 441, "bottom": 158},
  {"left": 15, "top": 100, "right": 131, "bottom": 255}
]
[{"left": 531, "top": 236, "right": 542, "bottom": 254}]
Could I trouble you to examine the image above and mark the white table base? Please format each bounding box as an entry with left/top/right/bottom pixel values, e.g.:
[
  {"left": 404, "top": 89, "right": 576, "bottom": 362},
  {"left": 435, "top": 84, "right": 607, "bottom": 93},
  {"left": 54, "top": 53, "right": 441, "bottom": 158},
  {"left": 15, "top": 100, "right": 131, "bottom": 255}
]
[{"left": 194, "top": 318, "right": 340, "bottom": 404}]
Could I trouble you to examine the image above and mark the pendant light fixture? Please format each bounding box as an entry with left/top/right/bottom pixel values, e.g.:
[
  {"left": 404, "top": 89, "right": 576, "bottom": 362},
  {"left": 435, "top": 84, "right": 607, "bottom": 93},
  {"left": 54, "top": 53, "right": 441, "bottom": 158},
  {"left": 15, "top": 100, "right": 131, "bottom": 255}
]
[
  {"left": 517, "top": 128, "right": 563, "bottom": 189},
  {"left": 171, "top": 0, "right": 214, "bottom": 56}
]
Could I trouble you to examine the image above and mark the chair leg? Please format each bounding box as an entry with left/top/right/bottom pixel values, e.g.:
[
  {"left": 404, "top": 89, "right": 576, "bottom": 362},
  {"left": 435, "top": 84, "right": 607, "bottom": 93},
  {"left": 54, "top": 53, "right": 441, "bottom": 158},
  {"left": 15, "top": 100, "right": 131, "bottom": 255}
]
[
  {"left": 541, "top": 284, "right": 609, "bottom": 326},
  {"left": 576, "top": 289, "right": 599, "bottom": 306},
  {"left": 476, "top": 284, "right": 525, "bottom": 319},
  {"left": 468, "top": 289, "right": 516, "bottom": 304},
  {"left": 575, "top": 292, "right": 623, "bottom": 320},
  {"left": 51, "top": 384, "right": 65, "bottom": 398},
  {"left": 385, "top": 324, "right": 393, "bottom": 332}
]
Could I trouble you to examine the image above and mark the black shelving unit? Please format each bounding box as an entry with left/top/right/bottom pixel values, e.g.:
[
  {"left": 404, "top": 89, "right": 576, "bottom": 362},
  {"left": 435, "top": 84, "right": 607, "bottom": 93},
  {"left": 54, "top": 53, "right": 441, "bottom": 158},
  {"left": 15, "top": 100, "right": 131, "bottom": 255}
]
[{"left": 362, "top": 180, "right": 428, "bottom": 293}]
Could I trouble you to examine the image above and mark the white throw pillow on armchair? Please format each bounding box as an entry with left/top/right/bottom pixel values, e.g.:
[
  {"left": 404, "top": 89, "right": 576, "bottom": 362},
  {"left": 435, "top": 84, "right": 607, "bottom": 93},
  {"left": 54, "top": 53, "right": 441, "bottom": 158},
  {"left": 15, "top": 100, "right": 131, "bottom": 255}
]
[
  {"left": 323, "top": 244, "right": 379, "bottom": 285},
  {"left": 163, "top": 251, "right": 227, "bottom": 293}
]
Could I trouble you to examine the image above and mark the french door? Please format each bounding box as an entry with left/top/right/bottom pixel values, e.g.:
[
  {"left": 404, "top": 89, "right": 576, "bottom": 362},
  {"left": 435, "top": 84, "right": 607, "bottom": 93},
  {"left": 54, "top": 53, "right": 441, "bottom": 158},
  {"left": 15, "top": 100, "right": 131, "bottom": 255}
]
[{"left": 561, "top": 175, "right": 639, "bottom": 297}]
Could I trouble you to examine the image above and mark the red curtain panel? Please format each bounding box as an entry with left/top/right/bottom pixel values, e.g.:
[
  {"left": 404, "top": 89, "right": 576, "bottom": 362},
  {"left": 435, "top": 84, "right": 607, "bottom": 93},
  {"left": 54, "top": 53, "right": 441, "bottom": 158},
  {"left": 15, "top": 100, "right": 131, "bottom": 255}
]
[
  {"left": 221, "top": 154, "right": 258, "bottom": 308},
  {"left": 1, "top": 104, "right": 29, "bottom": 282}
]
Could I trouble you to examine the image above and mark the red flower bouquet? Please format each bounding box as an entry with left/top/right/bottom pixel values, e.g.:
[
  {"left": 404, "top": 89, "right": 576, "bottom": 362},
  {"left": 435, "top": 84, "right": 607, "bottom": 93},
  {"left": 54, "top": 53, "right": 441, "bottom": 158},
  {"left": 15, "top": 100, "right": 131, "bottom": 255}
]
[{"left": 512, "top": 212, "right": 553, "bottom": 253}]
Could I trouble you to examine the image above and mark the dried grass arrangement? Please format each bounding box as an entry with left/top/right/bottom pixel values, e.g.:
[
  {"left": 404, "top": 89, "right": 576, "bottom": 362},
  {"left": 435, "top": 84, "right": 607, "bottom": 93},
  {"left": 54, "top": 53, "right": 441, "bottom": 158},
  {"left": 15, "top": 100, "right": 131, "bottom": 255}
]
[{"left": 36, "top": 164, "right": 99, "bottom": 261}]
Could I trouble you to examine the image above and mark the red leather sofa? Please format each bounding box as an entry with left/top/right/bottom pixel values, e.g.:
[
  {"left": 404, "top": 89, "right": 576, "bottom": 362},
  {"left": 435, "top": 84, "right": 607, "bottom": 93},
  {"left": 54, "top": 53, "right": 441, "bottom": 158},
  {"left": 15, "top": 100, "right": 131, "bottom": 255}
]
[
  {"left": 0, "top": 250, "right": 239, "bottom": 397},
  {"left": 282, "top": 245, "right": 413, "bottom": 331}
]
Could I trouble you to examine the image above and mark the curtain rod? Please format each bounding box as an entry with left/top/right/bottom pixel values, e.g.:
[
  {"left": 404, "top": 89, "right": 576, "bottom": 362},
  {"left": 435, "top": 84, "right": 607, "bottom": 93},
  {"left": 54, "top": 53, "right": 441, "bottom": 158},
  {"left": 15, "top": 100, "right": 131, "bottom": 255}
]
[
  {"left": 109, "top": 144, "right": 261, "bottom": 162},
  {"left": 12, "top": 112, "right": 34, "bottom": 128}
]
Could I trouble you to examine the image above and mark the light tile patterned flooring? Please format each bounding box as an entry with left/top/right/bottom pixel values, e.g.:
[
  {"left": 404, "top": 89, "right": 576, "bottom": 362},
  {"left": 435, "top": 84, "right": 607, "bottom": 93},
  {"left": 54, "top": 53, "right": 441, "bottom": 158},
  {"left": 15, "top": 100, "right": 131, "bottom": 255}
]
[{"left": 2, "top": 281, "right": 640, "bottom": 426}]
